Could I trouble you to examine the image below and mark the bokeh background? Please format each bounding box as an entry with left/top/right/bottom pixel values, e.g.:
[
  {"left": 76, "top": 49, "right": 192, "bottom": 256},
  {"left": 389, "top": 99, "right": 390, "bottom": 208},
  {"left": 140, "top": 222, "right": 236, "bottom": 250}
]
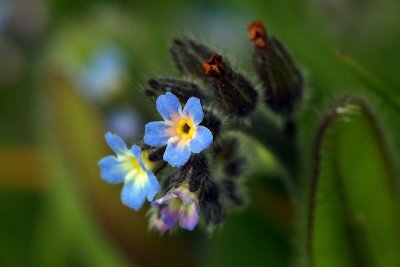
[{"left": 1, "top": 0, "right": 400, "bottom": 266}]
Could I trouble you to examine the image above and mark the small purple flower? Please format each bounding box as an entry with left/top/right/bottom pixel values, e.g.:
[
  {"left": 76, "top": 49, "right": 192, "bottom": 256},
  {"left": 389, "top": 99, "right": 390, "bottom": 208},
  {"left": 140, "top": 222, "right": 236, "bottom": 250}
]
[
  {"left": 144, "top": 92, "right": 213, "bottom": 167},
  {"left": 98, "top": 132, "right": 160, "bottom": 211},
  {"left": 152, "top": 184, "right": 199, "bottom": 231}
]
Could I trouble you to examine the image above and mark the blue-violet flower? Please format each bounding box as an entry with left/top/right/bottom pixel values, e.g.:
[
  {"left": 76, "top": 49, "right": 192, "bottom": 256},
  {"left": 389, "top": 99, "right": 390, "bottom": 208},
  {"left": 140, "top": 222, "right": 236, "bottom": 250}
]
[
  {"left": 144, "top": 92, "right": 213, "bottom": 167},
  {"left": 152, "top": 184, "right": 199, "bottom": 231},
  {"left": 98, "top": 132, "right": 160, "bottom": 210}
]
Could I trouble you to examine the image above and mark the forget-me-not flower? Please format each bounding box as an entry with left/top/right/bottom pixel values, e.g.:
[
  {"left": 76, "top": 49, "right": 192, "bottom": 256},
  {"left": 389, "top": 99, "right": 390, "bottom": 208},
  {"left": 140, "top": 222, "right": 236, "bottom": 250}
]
[
  {"left": 144, "top": 92, "right": 213, "bottom": 167},
  {"left": 152, "top": 184, "right": 200, "bottom": 231},
  {"left": 98, "top": 132, "right": 160, "bottom": 210}
]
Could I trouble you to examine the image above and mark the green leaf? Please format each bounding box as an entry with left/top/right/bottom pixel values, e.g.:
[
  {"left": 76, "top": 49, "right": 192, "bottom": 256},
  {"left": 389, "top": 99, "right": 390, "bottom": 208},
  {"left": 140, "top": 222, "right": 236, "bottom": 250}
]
[
  {"left": 307, "top": 96, "right": 400, "bottom": 267},
  {"left": 336, "top": 51, "right": 400, "bottom": 113}
]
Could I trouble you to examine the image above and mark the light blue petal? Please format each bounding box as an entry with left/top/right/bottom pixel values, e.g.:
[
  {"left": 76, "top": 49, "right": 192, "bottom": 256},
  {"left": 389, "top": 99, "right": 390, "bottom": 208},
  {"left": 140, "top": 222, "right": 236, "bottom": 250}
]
[
  {"left": 183, "top": 97, "right": 203, "bottom": 125},
  {"left": 144, "top": 121, "right": 170, "bottom": 147},
  {"left": 98, "top": 156, "right": 126, "bottom": 184},
  {"left": 121, "top": 180, "right": 146, "bottom": 211},
  {"left": 146, "top": 172, "right": 161, "bottom": 201},
  {"left": 156, "top": 92, "right": 181, "bottom": 121},
  {"left": 189, "top": 126, "right": 213, "bottom": 153},
  {"left": 163, "top": 141, "right": 191, "bottom": 167},
  {"left": 105, "top": 132, "right": 127, "bottom": 155}
]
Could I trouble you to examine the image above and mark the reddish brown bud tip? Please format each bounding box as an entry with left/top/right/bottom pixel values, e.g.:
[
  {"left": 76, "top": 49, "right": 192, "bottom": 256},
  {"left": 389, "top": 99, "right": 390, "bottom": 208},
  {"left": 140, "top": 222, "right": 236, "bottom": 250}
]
[
  {"left": 247, "top": 20, "right": 267, "bottom": 47},
  {"left": 204, "top": 53, "right": 225, "bottom": 77}
]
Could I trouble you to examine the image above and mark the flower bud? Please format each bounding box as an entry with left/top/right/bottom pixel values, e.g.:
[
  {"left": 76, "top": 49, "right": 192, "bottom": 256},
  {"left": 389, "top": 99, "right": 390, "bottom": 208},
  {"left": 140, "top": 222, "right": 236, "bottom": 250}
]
[
  {"left": 248, "top": 20, "right": 303, "bottom": 114},
  {"left": 201, "top": 107, "right": 222, "bottom": 139},
  {"left": 170, "top": 38, "right": 214, "bottom": 77},
  {"left": 213, "top": 137, "right": 239, "bottom": 161},
  {"left": 224, "top": 157, "right": 246, "bottom": 177},
  {"left": 203, "top": 53, "right": 258, "bottom": 117},
  {"left": 178, "top": 154, "right": 210, "bottom": 192},
  {"left": 200, "top": 180, "right": 226, "bottom": 225},
  {"left": 221, "top": 179, "right": 244, "bottom": 206},
  {"left": 203, "top": 201, "right": 226, "bottom": 225},
  {"left": 145, "top": 78, "right": 205, "bottom": 104}
]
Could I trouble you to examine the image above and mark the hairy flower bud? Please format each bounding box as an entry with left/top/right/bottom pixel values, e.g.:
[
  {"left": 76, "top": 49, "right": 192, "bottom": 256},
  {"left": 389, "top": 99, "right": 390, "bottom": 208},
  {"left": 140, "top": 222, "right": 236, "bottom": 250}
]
[
  {"left": 203, "top": 53, "right": 258, "bottom": 117},
  {"left": 201, "top": 107, "right": 222, "bottom": 139},
  {"left": 170, "top": 38, "right": 214, "bottom": 77},
  {"left": 213, "top": 137, "right": 239, "bottom": 160},
  {"left": 248, "top": 20, "right": 303, "bottom": 114},
  {"left": 179, "top": 153, "right": 210, "bottom": 192},
  {"left": 146, "top": 78, "right": 205, "bottom": 104},
  {"left": 200, "top": 180, "right": 226, "bottom": 225},
  {"left": 221, "top": 179, "right": 244, "bottom": 206}
]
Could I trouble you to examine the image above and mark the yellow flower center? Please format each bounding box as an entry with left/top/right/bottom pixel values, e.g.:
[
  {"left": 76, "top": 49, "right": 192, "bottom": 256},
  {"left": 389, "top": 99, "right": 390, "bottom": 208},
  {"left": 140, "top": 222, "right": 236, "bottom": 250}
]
[
  {"left": 175, "top": 118, "right": 196, "bottom": 141},
  {"left": 121, "top": 153, "right": 150, "bottom": 185},
  {"left": 123, "top": 156, "right": 142, "bottom": 173}
]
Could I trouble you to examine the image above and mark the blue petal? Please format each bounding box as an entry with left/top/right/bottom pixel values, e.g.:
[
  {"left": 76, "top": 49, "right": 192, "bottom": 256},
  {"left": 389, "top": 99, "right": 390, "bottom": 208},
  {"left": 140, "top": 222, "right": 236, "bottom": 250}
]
[
  {"left": 145, "top": 172, "right": 161, "bottom": 201},
  {"left": 156, "top": 92, "right": 181, "bottom": 121},
  {"left": 163, "top": 141, "right": 191, "bottom": 167},
  {"left": 183, "top": 97, "right": 203, "bottom": 125},
  {"left": 144, "top": 121, "right": 170, "bottom": 147},
  {"left": 121, "top": 180, "right": 146, "bottom": 211},
  {"left": 105, "top": 132, "right": 127, "bottom": 155},
  {"left": 189, "top": 126, "right": 213, "bottom": 153},
  {"left": 98, "top": 156, "right": 126, "bottom": 184}
]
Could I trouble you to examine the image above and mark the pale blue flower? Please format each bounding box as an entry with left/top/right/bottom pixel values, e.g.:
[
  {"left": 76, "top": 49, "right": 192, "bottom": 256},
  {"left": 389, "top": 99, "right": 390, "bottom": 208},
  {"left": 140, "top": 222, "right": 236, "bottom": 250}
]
[
  {"left": 98, "top": 132, "right": 160, "bottom": 210},
  {"left": 144, "top": 92, "right": 213, "bottom": 167}
]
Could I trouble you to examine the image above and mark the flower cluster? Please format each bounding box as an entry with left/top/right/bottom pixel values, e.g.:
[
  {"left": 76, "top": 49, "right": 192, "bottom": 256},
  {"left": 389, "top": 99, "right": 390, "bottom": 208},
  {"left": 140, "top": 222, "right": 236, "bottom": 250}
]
[
  {"left": 98, "top": 20, "right": 303, "bottom": 233},
  {"left": 99, "top": 93, "right": 212, "bottom": 231}
]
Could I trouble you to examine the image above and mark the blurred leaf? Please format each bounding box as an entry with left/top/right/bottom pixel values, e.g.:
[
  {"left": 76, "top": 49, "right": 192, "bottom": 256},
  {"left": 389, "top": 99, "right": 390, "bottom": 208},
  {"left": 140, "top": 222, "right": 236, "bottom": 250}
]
[
  {"left": 0, "top": 148, "right": 44, "bottom": 190},
  {"left": 207, "top": 210, "right": 291, "bottom": 267},
  {"left": 33, "top": 142, "right": 130, "bottom": 267},
  {"left": 0, "top": 189, "right": 42, "bottom": 267},
  {"left": 207, "top": 177, "right": 293, "bottom": 267},
  {"left": 336, "top": 51, "right": 400, "bottom": 113},
  {"left": 32, "top": 72, "right": 131, "bottom": 267},
  {"left": 307, "top": 96, "right": 400, "bottom": 267}
]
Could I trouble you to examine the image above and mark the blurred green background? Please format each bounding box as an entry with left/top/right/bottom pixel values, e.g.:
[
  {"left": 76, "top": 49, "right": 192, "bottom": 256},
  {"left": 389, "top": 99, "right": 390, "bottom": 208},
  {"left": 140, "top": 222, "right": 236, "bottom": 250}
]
[{"left": 1, "top": 0, "right": 400, "bottom": 266}]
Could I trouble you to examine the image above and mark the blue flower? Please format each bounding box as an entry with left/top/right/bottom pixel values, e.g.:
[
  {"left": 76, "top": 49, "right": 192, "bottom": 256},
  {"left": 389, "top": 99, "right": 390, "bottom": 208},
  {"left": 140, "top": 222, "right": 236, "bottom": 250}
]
[
  {"left": 152, "top": 184, "right": 200, "bottom": 231},
  {"left": 98, "top": 132, "right": 160, "bottom": 210},
  {"left": 144, "top": 92, "right": 213, "bottom": 167}
]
